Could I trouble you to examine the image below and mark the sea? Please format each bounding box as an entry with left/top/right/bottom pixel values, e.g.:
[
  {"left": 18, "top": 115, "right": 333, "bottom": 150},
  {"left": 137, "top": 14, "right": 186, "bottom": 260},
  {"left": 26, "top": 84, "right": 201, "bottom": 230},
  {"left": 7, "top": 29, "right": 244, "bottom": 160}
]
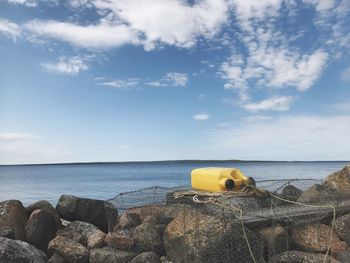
[{"left": 0, "top": 161, "right": 348, "bottom": 206}]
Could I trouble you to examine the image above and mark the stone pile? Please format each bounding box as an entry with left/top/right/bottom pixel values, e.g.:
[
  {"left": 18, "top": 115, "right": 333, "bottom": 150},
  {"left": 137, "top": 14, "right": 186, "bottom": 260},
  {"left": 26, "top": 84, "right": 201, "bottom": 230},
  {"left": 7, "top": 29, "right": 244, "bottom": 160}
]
[{"left": 1, "top": 165, "right": 350, "bottom": 262}]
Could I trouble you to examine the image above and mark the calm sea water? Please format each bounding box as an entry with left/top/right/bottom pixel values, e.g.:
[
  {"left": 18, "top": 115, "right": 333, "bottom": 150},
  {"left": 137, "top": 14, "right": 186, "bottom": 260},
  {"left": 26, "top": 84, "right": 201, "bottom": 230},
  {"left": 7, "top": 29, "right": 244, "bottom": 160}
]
[{"left": 0, "top": 161, "right": 348, "bottom": 206}]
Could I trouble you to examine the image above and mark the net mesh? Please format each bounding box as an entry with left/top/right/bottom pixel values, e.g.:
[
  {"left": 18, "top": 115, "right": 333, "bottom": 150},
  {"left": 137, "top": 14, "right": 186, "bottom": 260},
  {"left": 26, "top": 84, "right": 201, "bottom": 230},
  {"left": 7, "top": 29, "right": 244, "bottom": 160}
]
[{"left": 105, "top": 179, "right": 350, "bottom": 263}]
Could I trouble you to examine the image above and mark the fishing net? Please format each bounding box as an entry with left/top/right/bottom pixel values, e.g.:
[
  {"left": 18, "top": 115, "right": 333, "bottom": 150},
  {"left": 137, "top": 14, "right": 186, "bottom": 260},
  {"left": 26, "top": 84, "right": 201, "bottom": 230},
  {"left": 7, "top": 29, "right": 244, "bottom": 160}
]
[{"left": 105, "top": 179, "right": 350, "bottom": 263}]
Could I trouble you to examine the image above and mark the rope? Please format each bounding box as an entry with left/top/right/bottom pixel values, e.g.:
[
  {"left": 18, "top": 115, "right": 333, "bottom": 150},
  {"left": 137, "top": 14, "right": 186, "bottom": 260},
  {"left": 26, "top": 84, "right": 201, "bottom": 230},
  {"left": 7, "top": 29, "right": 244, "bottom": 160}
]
[{"left": 173, "top": 185, "right": 336, "bottom": 263}]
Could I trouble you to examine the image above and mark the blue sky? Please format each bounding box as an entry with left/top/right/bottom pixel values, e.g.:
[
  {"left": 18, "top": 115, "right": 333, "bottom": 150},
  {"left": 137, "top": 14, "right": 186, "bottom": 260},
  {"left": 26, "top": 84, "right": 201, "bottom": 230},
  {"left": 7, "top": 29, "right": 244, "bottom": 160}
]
[{"left": 0, "top": 0, "right": 350, "bottom": 164}]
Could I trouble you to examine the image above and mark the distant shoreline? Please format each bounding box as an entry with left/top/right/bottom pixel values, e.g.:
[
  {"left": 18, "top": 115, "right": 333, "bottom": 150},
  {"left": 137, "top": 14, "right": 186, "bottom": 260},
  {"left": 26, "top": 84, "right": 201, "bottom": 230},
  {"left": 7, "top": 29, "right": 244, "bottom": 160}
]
[{"left": 1, "top": 159, "right": 349, "bottom": 166}]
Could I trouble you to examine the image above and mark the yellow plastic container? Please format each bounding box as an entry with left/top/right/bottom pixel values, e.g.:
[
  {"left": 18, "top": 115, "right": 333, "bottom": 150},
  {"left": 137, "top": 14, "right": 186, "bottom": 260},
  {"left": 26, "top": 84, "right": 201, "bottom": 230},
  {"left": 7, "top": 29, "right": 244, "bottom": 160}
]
[{"left": 191, "top": 167, "right": 252, "bottom": 192}]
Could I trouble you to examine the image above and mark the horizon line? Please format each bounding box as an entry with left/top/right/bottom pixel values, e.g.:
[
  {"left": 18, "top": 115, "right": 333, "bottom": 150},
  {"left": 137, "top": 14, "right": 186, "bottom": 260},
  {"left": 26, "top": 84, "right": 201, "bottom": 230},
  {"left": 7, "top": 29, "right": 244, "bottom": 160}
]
[{"left": 0, "top": 159, "right": 349, "bottom": 166}]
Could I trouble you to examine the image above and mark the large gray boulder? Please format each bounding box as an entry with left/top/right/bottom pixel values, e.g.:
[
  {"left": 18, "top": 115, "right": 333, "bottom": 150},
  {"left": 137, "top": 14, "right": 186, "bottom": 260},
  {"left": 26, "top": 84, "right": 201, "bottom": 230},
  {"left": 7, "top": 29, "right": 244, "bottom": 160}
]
[
  {"left": 324, "top": 166, "right": 350, "bottom": 193},
  {"left": 56, "top": 195, "right": 113, "bottom": 231},
  {"left": 132, "top": 221, "right": 164, "bottom": 255},
  {"left": 0, "top": 237, "right": 48, "bottom": 263},
  {"left": 281, "top": 185, "right": 303, "bottom": 202},
  {"left": 56, "top": 221, "right": 99, "bottom": 246},
  {"left": 164, "top": 210, "right": 264, "bottom": 263},
  {"left": 25, "top": 209, "right": 59, "bottom": 252},
  {"left": 48, "top": 236, "right": 89, "bottom": 263},
  {"left": 89, "top": 247, "right": 136, "bottom": 263},
  {"left": 297, "top": 184, "right": 338, "bottom": 204},
  {"left": 0, "top": 200, "right": 27, "bottom": 240}
]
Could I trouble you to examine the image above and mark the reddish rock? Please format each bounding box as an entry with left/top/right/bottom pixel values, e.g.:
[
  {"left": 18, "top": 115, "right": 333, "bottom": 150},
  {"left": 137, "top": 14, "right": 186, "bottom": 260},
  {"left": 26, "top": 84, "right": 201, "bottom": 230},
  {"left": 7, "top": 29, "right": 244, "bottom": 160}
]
[
  {"left": 87, "top": 229, "right": 106, "bottom": 249},
  {"left": 105, "top": 232, "right": 134, "bottom": 250},
  {"left": 114, "top": 212, "right": 141, "bottom": 233},
  {"left": 324, "top": 166, "right": 350, "bottom": 193},
  {"left": 292, "top": 223, "right": 341, "bottom": 253},
  {"left": 48, "top": 236, "right": 89, "bottom": 263}
]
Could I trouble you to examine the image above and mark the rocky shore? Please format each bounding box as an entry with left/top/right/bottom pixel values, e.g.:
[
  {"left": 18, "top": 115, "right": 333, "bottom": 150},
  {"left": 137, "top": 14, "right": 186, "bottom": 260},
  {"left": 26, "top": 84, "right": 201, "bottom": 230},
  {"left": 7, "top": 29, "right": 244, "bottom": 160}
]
[{"left": 1, "top": 165, "right": 350, "bottom": 262}]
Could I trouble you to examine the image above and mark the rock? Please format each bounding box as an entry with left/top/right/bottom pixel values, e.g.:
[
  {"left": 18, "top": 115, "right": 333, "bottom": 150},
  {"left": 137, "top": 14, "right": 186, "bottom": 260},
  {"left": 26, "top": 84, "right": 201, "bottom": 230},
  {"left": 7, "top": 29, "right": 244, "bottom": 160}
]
[
  {"left": 26, "top": 200, "right": 61, "bottom": 227},
  {"left": 259, "top": 225, "right": 289, "bottom": 255},
  {"left": 292, "top": 223, "right": 341, "bottom": 253},
  {"left": 297, "top": 184, "right": 337, "bottom": 204},
  {"left": 335, "top": 250, "right": 350, "bottom": 262},
  {"left": 48, "top": 236, "right": 89, "bottom": 263},
  {"left": 113, "top": 212, "right": 141, "bottom": 233},
  {"left": 132, "top": 222, "right": 164, "bottom": 255},
  {"left": 56, "top": 221, "right": 99, "bottom": 246},
  {"left": 0, "top": 226, "right": 15, "bottom": 239},
  {"left": 0, "top": 237, "right": 48, "bottom": 263},
  {"left": 164, "top": 210, "right": 263, "bottom": 263},
  {"left": 130, "top": 251, "right": 161, "bottom": 263},
  {"left": 330, "top": 241, "right": 348, "bottom": 256},
  {"left": 89, "top": 247, "right": 136, "bottom": 263},
  {"left": 271, "top": 250, "right": 340, "bottom": 263},
  {"left": 281, "top": 185, "right": 303, "bottom": 201},
  {"left": 143, "top": 215, "right": 157, "bottom": 225},
  {"left": 0, "top": 200, "right": 27, "bottom": 240},
  {"left": 56, "top": 195, "right": 113, "bottom": 231},
  {"left": 335, "top": 213, "right": 350, "bottom": 244},
  {"left": 48, "top": 253, "right": 66, "bottom": 263},
  {"left": 127, "top": 204, "right": 196, "bottom": 225},
  {"left": 25, "top": 209, "right": 59, "bottom": 252},
  {"left": 324, "top": 166, "right": 350, "bottom": 193},
  {"left": 105, "top": 232, "right": 134, "bottom": 250},
  {"left": 87, "top": 230, "right": 106, "bottom": 249}
]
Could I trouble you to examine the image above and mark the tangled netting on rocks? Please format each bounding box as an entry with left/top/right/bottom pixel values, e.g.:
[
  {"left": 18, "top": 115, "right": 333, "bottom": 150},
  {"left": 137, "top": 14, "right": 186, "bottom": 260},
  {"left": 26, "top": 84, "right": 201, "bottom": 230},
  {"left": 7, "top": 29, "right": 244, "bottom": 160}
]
[{"left": 105, "top": 172, "right": 350, "bottom": 263}]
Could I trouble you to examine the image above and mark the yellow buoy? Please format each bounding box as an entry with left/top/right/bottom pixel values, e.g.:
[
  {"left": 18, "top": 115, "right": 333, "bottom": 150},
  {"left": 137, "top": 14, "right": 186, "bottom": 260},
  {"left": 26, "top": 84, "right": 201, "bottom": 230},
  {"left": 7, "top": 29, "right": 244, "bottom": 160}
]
[{"left": 191, "top": 167, "right": 255, "bottom": 192}]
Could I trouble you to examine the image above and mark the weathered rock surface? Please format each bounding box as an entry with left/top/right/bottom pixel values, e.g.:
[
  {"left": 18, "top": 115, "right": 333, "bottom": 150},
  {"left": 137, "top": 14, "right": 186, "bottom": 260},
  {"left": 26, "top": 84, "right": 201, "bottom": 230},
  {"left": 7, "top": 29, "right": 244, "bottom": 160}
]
[
  {"left": 335, "top": 212, "right": 350, "bottom": 247},
  {"left": 130, "top": 251, "right": 161, "bottom": 263},
  {"left": 164, "top": 210, "right": 263, "bottom": 263},
  {"left": 0, "top": 200, "right": 27, "bottom": 240},
  {"left": 133, "top": 222, "right": 164, "bottom": 255},
  {"left": 324, "top": 166, "right": 350, "bottom": 193},
  {"left": 105, "top": 232, "right": 134, "bottom": 250},
  {"left": 271, "top": 250, "right": 340, "bottom": 263},
  {"left": 114, "top": 212, "right": 141, "bottom": 233},
  {"left": 48, "top": 236, "right": 89, "bottom": 263},
  {"left": 56, "top": 221, "right": 98, "bottom": 246},
  {"left": 0, "top": 237, "right": 48, "bottom": 263},
  {"left": 48, "top": 253, "right": 66, "bottom": 263},
  {"left": 25, "top": 209, "right": 59, "bottom": 252},
  {"left": 26, "top": 200, "right": 61, "bottom": 227},
  {"left": 87, "top": 229, "right": 106, "bottom": 249},
  {"left": 297, "top": 184, "right": 337, "bottom": 204},
  {"left": 0, "top": 226, "right": 15, "bottom": 239},
  {"left": 281, "top": 185, "right": 303, "bottom": 202},
  {"left": 334, "top": 249, "right": 350, "bottom": 262},
  {"left": 292, "top": 223, "right": 341, "bottom": 253},
  {"left": 56, "top": 195, "right": 112, "bottom": 231},
  {"left": 89, "top": 247, "right": 136, "bottom": 263},
  {"left": 127, "top": 204, "right": 196, "bottom": 225},
  {"left": 260, "top": 225, "right": 289, "bottom": 255}
]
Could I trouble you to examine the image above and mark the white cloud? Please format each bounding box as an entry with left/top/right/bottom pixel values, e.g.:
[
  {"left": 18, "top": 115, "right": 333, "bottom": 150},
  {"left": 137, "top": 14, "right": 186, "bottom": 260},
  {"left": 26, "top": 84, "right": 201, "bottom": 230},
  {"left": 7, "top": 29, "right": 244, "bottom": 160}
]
[
  {"left": 334, "top": 102, "right": 350, "bottom": 111},
  {"left": 94, "top": 0, "right": 230, "bottom": 49},
  {"left": 243, "top": 96, "right": 293, "bottom": 112},
  {"left": 193, "top": 114, "right": 210, "bottom": 120},
  {"left": 7, "top": 0, "right": 37, "bottom": 7},
  {"left": 146, "top": 72, "right": 188, "bottom": 87},
  {"left": 341, "top": 67, "right": 350, "bottom": 81},
  {"left": 207, "top": 115, "right": 350, "bottom": 160},
  {"left": 41, "top": 56, "right": 88, "bottom": 75},
  {"left": 25, "top": 20, "right": 140, "bottom": 49},
  {"left": 23, "top": 0, "right": 229, "bottom": 50},
  {"left": 244, "top": 115, "right": 273, "bottom": 122},
  {"left": 97, "top": 78, "right": 140, "bottom": 89},
  {"left": 0, "top": 19, "right": 21, "bottom": 42},
  {"left": 0, "top": 132, "right": 72, "bottom": 164},
  {"left": 0, "top": 132, "right": 38, "bottom": 141}
]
